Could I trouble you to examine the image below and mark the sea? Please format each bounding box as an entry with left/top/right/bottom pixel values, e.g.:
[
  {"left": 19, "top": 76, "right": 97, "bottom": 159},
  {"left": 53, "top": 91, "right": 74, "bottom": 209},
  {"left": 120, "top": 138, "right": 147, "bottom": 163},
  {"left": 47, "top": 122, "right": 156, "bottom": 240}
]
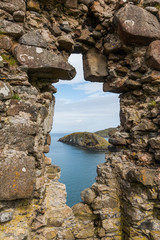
[{"left": 47, "top": 133, "right": 107, "bottom": 207}]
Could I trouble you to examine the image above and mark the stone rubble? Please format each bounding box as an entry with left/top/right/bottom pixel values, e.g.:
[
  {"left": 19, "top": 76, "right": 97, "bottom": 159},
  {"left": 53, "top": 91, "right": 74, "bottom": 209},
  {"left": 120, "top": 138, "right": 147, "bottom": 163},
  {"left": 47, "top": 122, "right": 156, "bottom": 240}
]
[{"left": 0, "top": 0, "right": 159, "bottom": 239}]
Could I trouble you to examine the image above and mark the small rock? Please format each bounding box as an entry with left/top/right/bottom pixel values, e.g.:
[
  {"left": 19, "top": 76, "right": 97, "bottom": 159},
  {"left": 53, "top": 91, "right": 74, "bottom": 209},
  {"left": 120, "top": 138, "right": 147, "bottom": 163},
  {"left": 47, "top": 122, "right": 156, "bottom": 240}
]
[
  {"left": 44, "top": 156, "right": 52, "bottom": 165},
  {"left": 144, "top": 0, "right": 160, "bottom": 6},
  {"left": 51, "top": 25, "right": 61, "bottom": 37},
  {"left": 0, "top": 35, "right": 13, "bottom": 51},
  {"left": 79, "top": 0, "right": 94, "bottom": 6},
  {"left": 0, "top": 211, "right": 13, "bottom": 223},
  {"left": 81, "top": 188, "right": 96, "bottom": 204},
  {"left": 65, "top": 0, "right": 78, "bottom": 9},
  {"left": 0, "top": 56, "right": 4, "bottom": 68},
  {"left": 27, "top": 0, "right": 40, "bottom": 12},
  {"left": 145, "top": 6, "right": 158, "bottom": 14},
  {"left": 58, "top": 35, "right": 74, "bottom": 53},
  {"left": 0, "top": 81, "right": 13, "bottom": 100},
  {"left": 13, "top": 10, "right": 25, "bottom": 22},
  {"left": 59, "top": 24, "right": 72, "bottom": 33}
]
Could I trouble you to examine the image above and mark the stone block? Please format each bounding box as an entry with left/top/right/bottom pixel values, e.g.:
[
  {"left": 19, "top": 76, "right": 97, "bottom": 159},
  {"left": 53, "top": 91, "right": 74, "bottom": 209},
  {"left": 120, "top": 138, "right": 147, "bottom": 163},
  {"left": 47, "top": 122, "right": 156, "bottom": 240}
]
[
  {"left": 0, "top": 20, "right": 24, "bottom": 38},
  {"left": 0, "top": 153, "right": 35, "bottom": 200},
  {"left": 83, "top": 48, "right": 108, "bottom": 82},
  {"left": 19, "top": 30, "right": 47, "bottom": 48},
  {"left": 13, "top": 44, "right": 76, "bottom": 80}
]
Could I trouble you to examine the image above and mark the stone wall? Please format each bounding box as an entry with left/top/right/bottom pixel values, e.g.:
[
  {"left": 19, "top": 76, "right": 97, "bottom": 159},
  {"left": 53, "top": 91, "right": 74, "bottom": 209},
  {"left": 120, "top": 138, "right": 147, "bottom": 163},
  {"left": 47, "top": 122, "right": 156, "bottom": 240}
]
[{"left": 0, "top": 0, "right": 160, "bottom": 239}]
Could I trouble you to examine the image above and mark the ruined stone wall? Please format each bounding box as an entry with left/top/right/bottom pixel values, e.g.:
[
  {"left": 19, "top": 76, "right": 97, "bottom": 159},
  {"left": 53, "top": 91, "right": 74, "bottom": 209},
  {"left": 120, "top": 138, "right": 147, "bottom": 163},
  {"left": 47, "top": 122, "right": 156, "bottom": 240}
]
[{"left": 0, "top": 0, "right": 160, "bottom": 239}]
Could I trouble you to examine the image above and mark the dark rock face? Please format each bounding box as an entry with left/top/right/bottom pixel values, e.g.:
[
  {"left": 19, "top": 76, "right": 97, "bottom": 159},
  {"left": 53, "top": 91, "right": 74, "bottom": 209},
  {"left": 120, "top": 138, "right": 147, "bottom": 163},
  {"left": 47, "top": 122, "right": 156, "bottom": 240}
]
[
  {"left": 146, "top": 40, "right": 160, "bottom": 70},
  {"left": 114, "top": 4, "right": 160, "bottom": 45},
  {"left": 0, "top": 155, "right": 35, "bottom": 200},
  {"left": 14, "top": 44, "right": 76, "bottom": 80}
]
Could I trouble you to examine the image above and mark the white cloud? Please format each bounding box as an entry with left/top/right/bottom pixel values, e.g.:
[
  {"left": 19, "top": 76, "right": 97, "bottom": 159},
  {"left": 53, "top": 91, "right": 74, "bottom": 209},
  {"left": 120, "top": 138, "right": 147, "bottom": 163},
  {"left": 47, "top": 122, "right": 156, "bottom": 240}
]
[
  {"left": 56, "top": 54, "right": 84, "bottom": 86},
  {"left": 52, "top": 93, "right": 120, "bottom": 133},
  {"left": 73, "top": 82, "right": 104, "bottom": 95}
]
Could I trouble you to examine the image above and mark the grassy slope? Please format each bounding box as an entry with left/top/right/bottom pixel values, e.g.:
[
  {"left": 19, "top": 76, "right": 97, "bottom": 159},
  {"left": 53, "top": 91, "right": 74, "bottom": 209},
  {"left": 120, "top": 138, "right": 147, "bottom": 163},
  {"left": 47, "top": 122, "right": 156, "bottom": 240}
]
[{"left": 94, "top": 128, "right": 116, "bottom": 138}]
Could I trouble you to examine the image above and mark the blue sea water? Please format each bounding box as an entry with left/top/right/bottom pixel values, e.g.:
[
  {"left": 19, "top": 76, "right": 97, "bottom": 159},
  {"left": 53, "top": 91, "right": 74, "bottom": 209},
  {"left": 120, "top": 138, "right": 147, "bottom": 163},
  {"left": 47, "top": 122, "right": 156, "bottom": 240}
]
[{"left": 47, "top": 133, "right": 107, "bottom": 207}]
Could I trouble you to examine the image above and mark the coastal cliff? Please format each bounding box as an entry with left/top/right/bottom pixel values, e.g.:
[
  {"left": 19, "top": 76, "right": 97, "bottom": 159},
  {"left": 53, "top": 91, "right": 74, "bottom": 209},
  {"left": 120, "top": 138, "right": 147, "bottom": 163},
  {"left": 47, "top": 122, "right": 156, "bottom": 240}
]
[
  {"left": 0, "top": 0, "right": 160, "bottom": 239},
  {"left": 59, "top": 132, "right": 109, "bottom": 151}
]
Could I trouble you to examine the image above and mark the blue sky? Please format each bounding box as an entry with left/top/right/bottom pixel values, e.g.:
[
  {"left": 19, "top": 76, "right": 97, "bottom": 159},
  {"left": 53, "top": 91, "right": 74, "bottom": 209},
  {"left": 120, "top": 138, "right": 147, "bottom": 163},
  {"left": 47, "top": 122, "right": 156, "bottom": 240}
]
[{"left": 52, "top": 54, "right": 120, "bottom": 133}]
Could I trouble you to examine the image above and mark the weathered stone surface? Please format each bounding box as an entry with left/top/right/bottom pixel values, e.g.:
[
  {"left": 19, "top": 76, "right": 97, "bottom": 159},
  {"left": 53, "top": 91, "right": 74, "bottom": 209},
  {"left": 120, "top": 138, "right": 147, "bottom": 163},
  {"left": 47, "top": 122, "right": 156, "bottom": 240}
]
[
  {"left": 0, "top": 81, "right": 13, "bottom": 100},
  {"left": 83, "top": 48, "right": 108, "bottom": 82},
  {"left": 0, "top": 20, "right": 24, "bottom": 38},
  {"left": 0, "top": 153, "right": 35, "bottom": 200},
  {"left": 146, "top": 40, "right": 160, "bottom": 70},
  {"left": 72, "top": 203, "right": 96, "bottom": 220},
  {"left": 0, "top": 35, "right": 12, "bottom": 51},
  {"left": 81, "top": 188, "right": 96, "bottom": 204},
  {"left": 104, "top": 34, "right": 121, "bottom": 55},
  {"left": 19, "top": 30, "right": 47, "bottom": 48},
  {"left": 127, "top": 168, "right": 156, "bottom": 186},
  {"left": 58, "top": 35, "right": 74, "bottom": 53},
  {"left": 65, "top": 0, "right": 78, "bottom": 9},
  {"left": 0, "top": 0, "right": 26, "bottom": 13},
  {"left": 114, "top": 4, "right": 160, "bottom": 45},
  {"left": 14, "top": 44, "right": 76, "bottom": 80}
]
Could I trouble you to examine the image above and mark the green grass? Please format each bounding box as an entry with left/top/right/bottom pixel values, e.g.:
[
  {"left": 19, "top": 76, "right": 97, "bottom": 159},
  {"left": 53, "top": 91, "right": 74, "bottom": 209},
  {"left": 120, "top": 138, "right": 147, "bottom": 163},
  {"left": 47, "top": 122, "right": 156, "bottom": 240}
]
[
  {"left": 1, "top": 54, "right": 17, "bottom": 66},
  {"left": 12, "top": 94, "right": 21, "bottom": 100}
]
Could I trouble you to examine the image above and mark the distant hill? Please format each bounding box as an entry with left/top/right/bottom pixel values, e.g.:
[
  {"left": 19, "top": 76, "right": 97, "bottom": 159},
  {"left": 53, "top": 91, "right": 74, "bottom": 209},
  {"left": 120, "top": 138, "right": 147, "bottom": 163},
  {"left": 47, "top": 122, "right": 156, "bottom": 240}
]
[
  {"left": 59, "top": 132, "right": 110, "bottom": 151},
  {"left": 95, "top": 128, "right": 117, "bottom": 138}
]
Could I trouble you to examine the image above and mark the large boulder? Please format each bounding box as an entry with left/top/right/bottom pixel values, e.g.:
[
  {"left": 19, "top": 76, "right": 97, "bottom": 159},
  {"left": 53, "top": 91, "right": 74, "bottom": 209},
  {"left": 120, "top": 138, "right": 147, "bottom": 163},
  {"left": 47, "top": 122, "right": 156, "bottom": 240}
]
[
  {"left": 14, "top": 45, "right": 76, "bottom": 80},
  {"left": 83, "top": 48, "right": 108, "bottom": 82},
  {"left": 146, "top": 40, "right": 160, "bottom": 70},
  {"left": 114, "top": 4, "right": 160, "bottom": 45}
]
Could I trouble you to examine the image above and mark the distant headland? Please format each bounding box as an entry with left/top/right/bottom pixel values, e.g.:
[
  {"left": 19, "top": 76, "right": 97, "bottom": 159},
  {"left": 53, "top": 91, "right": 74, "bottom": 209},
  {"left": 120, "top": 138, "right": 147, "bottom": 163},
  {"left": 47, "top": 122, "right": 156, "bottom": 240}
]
[
  {"left": 58, "top": 132, "right": 110, "bottom": 151},
  {"left": 94, "top": 128, "right": 117, "bottom": 138}
]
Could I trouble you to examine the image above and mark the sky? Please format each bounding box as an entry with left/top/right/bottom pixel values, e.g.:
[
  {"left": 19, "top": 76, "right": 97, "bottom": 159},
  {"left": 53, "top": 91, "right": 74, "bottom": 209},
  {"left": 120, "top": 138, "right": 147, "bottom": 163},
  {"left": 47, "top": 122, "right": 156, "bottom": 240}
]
[{"left": 52, "top": 54, "right": 120, "bottom": 133}]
